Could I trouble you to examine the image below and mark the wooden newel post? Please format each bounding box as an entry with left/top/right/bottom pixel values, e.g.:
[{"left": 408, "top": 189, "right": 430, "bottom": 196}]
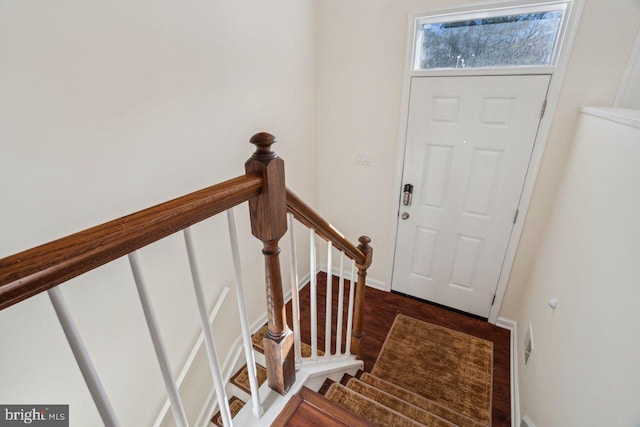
[
  {"left": 351, "top": 235, "right": 372, "bottom": 360},
  {"left": 245, "top": 132, "right": 295, "bottom": 395}
]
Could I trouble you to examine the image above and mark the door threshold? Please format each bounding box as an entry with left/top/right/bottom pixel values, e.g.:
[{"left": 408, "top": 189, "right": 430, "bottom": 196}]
[{"left": 390, "top": 290, "right": 488, "bottom": 321}]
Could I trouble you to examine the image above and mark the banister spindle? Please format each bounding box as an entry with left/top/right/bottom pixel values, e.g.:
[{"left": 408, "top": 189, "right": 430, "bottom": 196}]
[
  {"left": 128, "top": 252, "right": 188, "bottom": 427},
  {"left": 324, "top": 242, "right": 333, "bottom": 356},
  {"left": 47, "top": 287, "right": 120, "bottom": 427},
  {"left": 288, "top": 213, "right": 303, "bottom": 364},
  {"left": 245, "top": 132, "right": 295, "bottom": 395},
  {"left": 183, "top": 228, "right": 232, "bottom": 426},
  {"left": 351, "top": 236, "right": 372, "bottom": 359},
  {"left": 310, "top": 229, "right": 318, "bottom": 361},
  {"left": 226, "top": 208, "right": 263, "bottom": 418},
  {"left": 336, "top": 253, "right": 345, "bottom": 356},
  {"left": 345, "top": 260, "right": 356, "bottom": 356}
]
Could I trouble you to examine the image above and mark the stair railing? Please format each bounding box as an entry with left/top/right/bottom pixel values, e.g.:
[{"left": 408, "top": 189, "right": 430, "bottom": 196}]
[
  {"left": 285, "top": 190, "right": 372, "bottom": 365},
  {"left": 0, "top": 132, "right": 372, "bottom": 426}
]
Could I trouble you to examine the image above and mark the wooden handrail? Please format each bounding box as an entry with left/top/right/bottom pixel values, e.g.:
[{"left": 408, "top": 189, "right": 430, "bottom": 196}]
[
  {"left": 286, "top": 189, "right": 365, "bottom": 265},
  {"left": 0, "top": 174, "right": 263, "bottom": 311},
  {"left": 1, "top": 131, "right": 373, "bottom": 400}
]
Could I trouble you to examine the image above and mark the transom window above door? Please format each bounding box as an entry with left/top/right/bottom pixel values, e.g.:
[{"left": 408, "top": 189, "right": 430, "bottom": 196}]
[{"left": 413, "top": 2, "right": 569, "bottom": 70}]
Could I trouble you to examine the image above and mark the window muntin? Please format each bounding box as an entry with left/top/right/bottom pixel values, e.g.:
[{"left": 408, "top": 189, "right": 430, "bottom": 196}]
[{"left": 414, "top": 6, "right": 566, "bottom": 70}]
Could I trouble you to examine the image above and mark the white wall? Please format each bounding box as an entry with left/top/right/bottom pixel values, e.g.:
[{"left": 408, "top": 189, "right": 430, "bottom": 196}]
[
  {"left": 0, "top": 1, "right": 317, "bottom": 425},
  {"left": 316, "top": 0, "right": 470, "bottom": 285},
  {"left": 316, "top": 0, "right": 640, "bottom": 303},
  {"left": 500, "top": 0, "right": 640, "bottom": 319},
  {"left": 513, "top": 111, "right": 640, "bottom": 426},
  {"left": 616, "top": 29, "right": 640, "bottom": 109},
  {"left": 315, "top": 4, "right": 640, "bottom": 425}
]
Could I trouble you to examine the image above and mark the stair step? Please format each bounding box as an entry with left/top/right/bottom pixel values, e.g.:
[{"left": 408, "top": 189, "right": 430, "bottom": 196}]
[
  {"left": 324, "top": 383, "right": 423, "bottom": 427},
  {"left": 359, "top": 373, "right": 484, "bottom": 427},
  {"left": 318, "top": 378, "right": 337, "bottom": 395},
  {"left": 210, "top": 396, "right": 244, "bottom": 427},
  {"left": 252, "top": 324, "right": 324, "bottom": 357},
  {"left": 338, "top": 372, "right": 357, "bottom": 386},
  {"left": 229, "top": 363, "right": 268, "bottom": 395},
  {"left": 273, "top": 386, "right": 373, "bottom": 426},
  {"left": 342, "top": 377, "right": 456, "bottom": 427}
]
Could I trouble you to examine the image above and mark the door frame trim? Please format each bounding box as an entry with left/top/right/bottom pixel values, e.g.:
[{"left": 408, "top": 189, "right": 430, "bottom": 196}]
[{"left": 386, "top": 0, "right": 585, "bottom": 323}]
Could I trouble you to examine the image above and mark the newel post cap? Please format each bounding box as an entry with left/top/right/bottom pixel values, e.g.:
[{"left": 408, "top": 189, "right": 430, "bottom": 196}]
[
  {"left": 358, "top": 236, "right": 371, "bottom": 247},
  {"left": 250, "top": 132, "right": 277, "bottom": 154},
  {"left": 357, "top": 235, "right": 373, "bottom": 270}
]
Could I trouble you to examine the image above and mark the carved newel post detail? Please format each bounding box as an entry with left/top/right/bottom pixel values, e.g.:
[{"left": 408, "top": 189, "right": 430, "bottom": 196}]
[
  {"left": 245, "top": 132, "right": 295, "bottom": 395},
  {"left": 351, "top": 236, "right": 372, "bottom": 359}
]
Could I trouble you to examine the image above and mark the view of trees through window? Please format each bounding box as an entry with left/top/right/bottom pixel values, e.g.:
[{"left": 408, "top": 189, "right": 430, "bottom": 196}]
[{"left": 417, "top": 11, "right": 563, "bottom": 69}]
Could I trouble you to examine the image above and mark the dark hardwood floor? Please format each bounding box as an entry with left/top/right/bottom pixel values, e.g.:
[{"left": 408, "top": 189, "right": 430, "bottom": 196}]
[{"left": 285, "top": 272, "right": 511, "bottom": 427}]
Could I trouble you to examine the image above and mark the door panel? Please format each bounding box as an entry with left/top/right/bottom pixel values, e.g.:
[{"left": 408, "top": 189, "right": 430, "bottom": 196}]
[{"left": 392, "top": 75, "right": 550, "bottom": 317}]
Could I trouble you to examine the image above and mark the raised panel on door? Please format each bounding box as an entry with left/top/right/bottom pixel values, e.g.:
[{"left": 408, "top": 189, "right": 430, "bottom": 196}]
[{"left": 392, "top": 75, "right": 550, "bottom": 317}]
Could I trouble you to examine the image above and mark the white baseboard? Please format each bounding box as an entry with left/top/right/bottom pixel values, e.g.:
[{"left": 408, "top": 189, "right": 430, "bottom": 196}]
[
  {"left": 317, "top": 263, "right": 388, "bottom": 291},
  {"left": 496, "top": 317, "right": 519, "bottom": 427},
  {"left": 520, "top": 415, "right": 536, "bottom": 427},
  {"left": 364, "top": 277, "right": 388, "bottom": 291}
]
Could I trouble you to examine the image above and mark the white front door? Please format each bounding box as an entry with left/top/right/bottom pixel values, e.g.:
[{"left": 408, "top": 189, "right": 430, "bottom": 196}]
[{"left": 392, "top": 75, "right": 550, "bottom": 317}]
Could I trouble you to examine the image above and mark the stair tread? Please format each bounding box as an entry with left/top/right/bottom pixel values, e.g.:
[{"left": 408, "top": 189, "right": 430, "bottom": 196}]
[
  {"left": 343, "top": 377, "right": 457, "bottom": 427},
  {"left": 230, "top": 363, "right": 267, "bottom": 395},
  {"left": 339, "top": 373, "right": 354, "bottom": 386},
  {"left": 273, "top": 386, "right": 374, "bottom": 427},
  {"left": 252, "top": 324, "right": 324, "bottom": 357},
  {"left": 325, "top": 383, "right": 424, "bottom": 427},
  {"left": 318, "top": 378, "right": 337, "bottom": 395},
  {"left": 360, "top": 373, "right": 485, "bottom": 427},
  {"left": 211, "top": 396, "right": 244, "bottom": 427}
]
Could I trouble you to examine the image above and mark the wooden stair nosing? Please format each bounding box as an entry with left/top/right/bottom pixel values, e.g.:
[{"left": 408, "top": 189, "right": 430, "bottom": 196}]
[
  {"left": 339, "top": 373, "right": 354, "bottom": 386},
  {"left": 272, "top": 386, "right": 375, "bottom": 427},
  {"left": 318, "top": 378, "right": 337, "bottom": 396}
]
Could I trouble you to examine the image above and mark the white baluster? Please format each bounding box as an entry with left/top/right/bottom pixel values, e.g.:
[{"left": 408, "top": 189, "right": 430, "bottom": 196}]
[
  {"left": 47, "top": 287, "right": 120, "bottom": 427},
  {"left": 183, "top": 227, "right": 233, "bottom": 427},
  {"left": 345, "top": 260, "right": 356, "bottom": 356},
  {"left": 310, "top": 229, "right": 318, "bottom": 360},
  {"left": 335, "top": 253, "right": 345, "bottom": 357},
  {"left": 288, "top": 213, "right": 302, "bottom": 363},
  {"left": 154, "top": 287, "right": 229, "bottom": 427},
  {"left": 128, "top": 252, "right": 188, "bottom": 427},
  {"left": 226, "top": 209, "right": 263, "bottom": 418},
  {"left": 324, "top": 242, "right": 333, "bottom": 357}
]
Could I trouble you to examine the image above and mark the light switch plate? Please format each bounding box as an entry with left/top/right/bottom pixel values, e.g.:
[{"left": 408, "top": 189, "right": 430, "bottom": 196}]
[{"left": 356, "top": 151, "right": 372, "bottom": 166}]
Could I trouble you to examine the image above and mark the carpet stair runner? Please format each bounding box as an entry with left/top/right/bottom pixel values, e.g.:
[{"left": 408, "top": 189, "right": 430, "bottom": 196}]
[
  {"left": 277, "top": 314, "right": 493, "bottom": 426},
  {"left": 211, "top": 396, "right": 245, "bottom": 427},
  {"left": 315, "top": 314, "right": 492, "bottom": 427}
]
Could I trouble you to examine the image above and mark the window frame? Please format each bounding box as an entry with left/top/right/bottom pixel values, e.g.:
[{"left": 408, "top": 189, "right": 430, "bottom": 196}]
[{"left": 410, "top": 1, "right": 572, "bottom": 76}]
